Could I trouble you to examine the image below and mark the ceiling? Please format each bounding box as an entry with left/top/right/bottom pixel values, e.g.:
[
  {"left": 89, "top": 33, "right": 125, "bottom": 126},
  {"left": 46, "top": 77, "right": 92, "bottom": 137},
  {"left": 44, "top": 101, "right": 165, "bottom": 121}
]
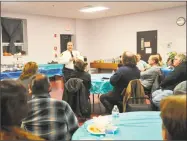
[{"left": 1, "top": 2, "right": 186, "bottom": 19}]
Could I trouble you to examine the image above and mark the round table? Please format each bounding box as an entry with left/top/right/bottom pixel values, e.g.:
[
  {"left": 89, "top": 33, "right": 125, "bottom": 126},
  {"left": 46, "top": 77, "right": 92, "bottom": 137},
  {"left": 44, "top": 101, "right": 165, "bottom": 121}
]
[
  {"left": 72, "top": 111, "right": 162, "bottom": 140},
  {"left": 90, "top": 73, "right": 113, "bottom": 94}
]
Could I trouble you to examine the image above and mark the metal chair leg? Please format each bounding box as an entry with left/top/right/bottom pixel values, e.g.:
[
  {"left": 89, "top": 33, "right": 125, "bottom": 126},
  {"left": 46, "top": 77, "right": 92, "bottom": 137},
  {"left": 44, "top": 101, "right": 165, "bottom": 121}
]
[
  {"left": 98, "top": 94, "right": 102, "bottom": 113},
  {"left": 92, "top": 94, "right": 94, "bottom": 112}
]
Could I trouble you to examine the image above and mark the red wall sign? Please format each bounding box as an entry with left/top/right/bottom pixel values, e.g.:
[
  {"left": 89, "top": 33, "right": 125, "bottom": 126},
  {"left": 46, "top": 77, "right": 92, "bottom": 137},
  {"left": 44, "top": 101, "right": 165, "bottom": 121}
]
[{"left": 54, "top": 46, "right": 57, "bottom": 50}]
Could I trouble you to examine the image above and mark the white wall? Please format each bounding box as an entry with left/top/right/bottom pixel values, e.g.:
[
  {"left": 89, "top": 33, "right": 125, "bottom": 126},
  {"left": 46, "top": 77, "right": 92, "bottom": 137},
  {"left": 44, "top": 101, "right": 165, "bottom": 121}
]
[
  {"left": 75, "top": 19, "right": 91, "bottom": 61},
  {"left": 1, "top": 6, "right": 186, "bottom": 64},
  {"left": 87, "top": 6, "right": 186, "bottom": 62},
  {"left": 1, "top": 12, "right": 76, "bottom": 64}
]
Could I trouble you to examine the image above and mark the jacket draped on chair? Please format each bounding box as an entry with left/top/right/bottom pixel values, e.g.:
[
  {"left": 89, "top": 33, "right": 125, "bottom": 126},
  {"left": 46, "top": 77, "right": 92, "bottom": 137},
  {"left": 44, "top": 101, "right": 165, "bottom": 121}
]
[{"left": 63, "top": 78, "right": 91, "bottom": 118}]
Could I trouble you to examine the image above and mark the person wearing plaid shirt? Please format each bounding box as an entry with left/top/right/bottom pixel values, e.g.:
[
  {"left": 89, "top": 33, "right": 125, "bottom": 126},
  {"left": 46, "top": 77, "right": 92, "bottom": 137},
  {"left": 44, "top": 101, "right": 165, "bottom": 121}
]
[{"left": 21, "top": 73, "right": 79, "bottom": 140}]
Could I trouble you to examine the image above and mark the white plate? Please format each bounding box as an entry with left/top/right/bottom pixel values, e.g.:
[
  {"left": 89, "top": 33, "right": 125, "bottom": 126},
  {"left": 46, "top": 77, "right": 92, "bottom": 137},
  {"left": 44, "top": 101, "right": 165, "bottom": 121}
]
[{"left": 87, "top": 124, "right": 105, "bottom": 135}]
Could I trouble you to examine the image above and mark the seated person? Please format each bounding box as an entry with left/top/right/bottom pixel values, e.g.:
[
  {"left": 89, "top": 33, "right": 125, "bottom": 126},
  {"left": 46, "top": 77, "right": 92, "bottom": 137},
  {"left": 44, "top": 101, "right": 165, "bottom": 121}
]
[
  {"left": 140, "top": 55, "right": 161, "bottom": 92},
  {"left": 136, "top": 54, "right": 149, "bottom": 71},
  {"left": 156, "top": 53, "right": 165, "bottom": 67},
  {"left": 152, "top": 53, "right": 187, "bottom": 108},
  {"left": 0, "top": 80, "right": 43, "bottom": 140},
  {"left": 21, "top": 74, "right": 79, "bottom": 140},
  {"left": 17, "top": 61, "right": 38, "bottom": 100},
  {"left": 100, "top": 51, "right": 140, "bottom": 113},
  {"left": 70, "top": 59, "right": 91, "bottom": 98},
  {"left": 166, "top": 51, "right": 177, "bottom": 70},
  {"left": 173, "top": 81, "right": 186, "bottom": 95},
  {"left": 160, "top": 95, "right": 187, "bottom": 140}
]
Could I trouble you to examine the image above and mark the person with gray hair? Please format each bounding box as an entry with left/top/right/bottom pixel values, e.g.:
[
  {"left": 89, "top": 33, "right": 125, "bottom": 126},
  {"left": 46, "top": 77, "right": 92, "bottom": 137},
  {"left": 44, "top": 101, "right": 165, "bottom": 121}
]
[
  {"left": 152, "top": 53, "right": 187, "bottom": 108},
  {"left": 21, "top": 73, "right": 79, "bottom": 140},
  {"left": 173, "top": 81, "right": 187, "bottom": 95}
]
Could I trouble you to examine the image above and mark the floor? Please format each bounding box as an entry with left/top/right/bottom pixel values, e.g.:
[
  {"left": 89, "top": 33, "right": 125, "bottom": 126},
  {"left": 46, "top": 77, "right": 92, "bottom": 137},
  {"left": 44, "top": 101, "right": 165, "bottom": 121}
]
[{"left": 49, "top": 79, "right": 107, "bottom": 126}]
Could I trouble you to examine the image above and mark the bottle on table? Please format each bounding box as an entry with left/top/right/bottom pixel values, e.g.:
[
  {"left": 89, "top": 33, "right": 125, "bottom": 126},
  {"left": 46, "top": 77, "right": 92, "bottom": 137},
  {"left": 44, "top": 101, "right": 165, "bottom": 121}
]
[{"left": 112, "top": 105, "right": 119, "bottom": 118}]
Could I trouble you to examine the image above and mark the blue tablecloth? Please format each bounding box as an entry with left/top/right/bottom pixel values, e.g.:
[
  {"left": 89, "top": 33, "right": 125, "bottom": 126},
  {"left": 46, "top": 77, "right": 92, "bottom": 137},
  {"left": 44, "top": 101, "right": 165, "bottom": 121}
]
[
  {"left": 72, "top": 111, "right": 162, "bottom": 140},
  {"left": 0, "top": 64, "right": 64, "bottom": 80},
  {"left": 90, "top": 73, "right": 113, "bottom": 94}
]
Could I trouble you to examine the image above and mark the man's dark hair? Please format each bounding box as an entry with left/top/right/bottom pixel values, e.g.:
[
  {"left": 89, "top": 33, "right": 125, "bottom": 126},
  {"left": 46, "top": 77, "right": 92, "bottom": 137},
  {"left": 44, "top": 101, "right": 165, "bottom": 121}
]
[
  {"left": 122, "top": 51, "right": 137, "bottom": 67},
  {"left": 30, "top": 74, "right": 50, "bottom": 95},
  {"left": 0, "top": 80, "right": 28, "bottom": 127},
  {"left": 74, "top": 59, "right": 87, "bottom": 72}
]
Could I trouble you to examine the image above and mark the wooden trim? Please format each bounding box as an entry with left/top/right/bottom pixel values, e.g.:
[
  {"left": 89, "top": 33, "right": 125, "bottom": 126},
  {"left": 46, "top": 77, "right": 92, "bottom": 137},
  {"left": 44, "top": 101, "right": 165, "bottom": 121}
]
[{"left": 90, "top": 62, "right": 118, "bottom": 70}]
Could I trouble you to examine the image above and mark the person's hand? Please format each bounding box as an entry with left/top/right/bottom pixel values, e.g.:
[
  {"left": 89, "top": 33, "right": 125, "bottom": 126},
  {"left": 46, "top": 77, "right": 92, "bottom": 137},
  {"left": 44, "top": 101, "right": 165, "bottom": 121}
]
[
  {"left": 140, "top": 69, "right": 145, "bottom": 72},
  {"left": 70, "top": 57, "right": 75, "bottom": 62}
]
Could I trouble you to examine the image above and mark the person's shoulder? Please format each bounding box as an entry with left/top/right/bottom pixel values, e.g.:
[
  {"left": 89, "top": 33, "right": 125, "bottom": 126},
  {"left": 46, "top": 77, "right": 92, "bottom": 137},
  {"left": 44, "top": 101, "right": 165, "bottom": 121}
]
[
  {"left": 50, "top": 98, "right": 69, "bottom": 108},
  {"left": 12, "top": 127, "right": 44, "bottom": 140},
  {"left": 83, "top": 71, "right": 91, "bottom": 77},
  {"left": 61, "top": 50, "right": 69, "bottom": 55},
  {"left": 117, "top": 66, "right": 129, "bottom": 73}
]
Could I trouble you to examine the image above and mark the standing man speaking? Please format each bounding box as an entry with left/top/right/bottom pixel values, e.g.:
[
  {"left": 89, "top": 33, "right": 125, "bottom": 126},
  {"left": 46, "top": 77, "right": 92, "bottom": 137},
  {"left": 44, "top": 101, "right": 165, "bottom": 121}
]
[{"left": 59, "top": 42, "right": 83, "bottom": 81}]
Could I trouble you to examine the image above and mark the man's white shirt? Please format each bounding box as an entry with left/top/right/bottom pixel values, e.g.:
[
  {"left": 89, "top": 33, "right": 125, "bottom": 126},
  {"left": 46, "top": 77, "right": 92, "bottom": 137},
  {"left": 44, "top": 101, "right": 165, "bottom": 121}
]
[{"left": 59, "top": 50, "right": 83, "bottom": 70}]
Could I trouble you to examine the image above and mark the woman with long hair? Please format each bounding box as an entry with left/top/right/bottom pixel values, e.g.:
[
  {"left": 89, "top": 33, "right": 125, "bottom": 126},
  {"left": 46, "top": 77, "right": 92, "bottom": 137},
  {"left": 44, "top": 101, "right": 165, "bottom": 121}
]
[{"left": 17, "top": 62, "right": 38, "bottom": 99}]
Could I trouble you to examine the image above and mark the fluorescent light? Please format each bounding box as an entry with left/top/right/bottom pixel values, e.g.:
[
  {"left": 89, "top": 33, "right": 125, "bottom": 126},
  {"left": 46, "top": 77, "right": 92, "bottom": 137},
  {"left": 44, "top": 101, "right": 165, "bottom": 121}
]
[{"left": 80, "top": 6, "right": 109, "bottom": 13}]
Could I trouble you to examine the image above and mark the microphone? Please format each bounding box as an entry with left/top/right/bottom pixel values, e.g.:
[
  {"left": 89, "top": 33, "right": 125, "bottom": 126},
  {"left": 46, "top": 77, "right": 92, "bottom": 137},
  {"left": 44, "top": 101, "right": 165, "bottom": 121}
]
[
  {"left": 70, "top": 51, "right": 75, "bottom": 64},
  {"left": 70, "top": 51, "right": 74, "bottom": 58}
]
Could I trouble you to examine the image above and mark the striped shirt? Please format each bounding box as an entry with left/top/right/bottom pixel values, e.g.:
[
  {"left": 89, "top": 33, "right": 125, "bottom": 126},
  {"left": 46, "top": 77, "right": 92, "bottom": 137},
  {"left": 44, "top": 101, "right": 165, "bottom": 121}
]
[{"left": 21, "top": 94, "right": 79, "bottom": 140}]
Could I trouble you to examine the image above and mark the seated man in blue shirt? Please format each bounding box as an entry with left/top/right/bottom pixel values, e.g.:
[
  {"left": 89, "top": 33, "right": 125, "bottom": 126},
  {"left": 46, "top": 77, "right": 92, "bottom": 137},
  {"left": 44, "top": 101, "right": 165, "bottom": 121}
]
[{"left": 21, "top": 73, "right": 79, "bottom": 140}]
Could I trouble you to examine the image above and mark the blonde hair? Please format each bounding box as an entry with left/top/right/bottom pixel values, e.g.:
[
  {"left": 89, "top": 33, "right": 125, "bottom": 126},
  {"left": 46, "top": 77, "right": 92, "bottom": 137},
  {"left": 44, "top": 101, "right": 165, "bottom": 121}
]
[
  {"left": 19, "top": 62, "right": 38, "bottom": 80},
  {"left": 149, "top": 55, "right": 160, "bottom": 65},
  {"left": 160, "top": 95, "right": 187, "bottom": 140}
]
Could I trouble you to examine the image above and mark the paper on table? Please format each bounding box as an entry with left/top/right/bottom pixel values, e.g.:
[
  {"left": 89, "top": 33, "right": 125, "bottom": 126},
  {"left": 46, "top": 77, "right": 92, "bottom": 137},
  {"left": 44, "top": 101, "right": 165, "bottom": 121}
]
[{"left": 145, "top": 48, "right": 152, "bottom": 54}]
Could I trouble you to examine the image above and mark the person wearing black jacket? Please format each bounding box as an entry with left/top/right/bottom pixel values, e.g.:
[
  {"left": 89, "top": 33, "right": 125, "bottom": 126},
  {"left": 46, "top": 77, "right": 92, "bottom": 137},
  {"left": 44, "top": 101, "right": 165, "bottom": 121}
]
[
  {"left": 152, "top": 53, "right": 187, "bottom": 108},
  {"left": 70, "top": 59, "right": 91, "bottom": 98},
  {"left": 100, "top": 51, "right": 140, "bottom": 113}
]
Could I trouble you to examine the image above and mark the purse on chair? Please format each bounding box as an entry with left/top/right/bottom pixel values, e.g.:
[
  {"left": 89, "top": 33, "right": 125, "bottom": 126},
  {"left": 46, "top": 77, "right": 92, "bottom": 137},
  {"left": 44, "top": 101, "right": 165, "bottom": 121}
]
[{"left": 126, "top": 97, "right": 152, "bottom": 112}]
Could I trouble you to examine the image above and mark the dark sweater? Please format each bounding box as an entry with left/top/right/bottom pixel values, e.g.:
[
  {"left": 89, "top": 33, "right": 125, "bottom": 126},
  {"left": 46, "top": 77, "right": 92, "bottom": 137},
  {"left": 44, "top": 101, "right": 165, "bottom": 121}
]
[
  {"left": 160, "top": 61, "right": 187, "bottom": 90},
  {"left": 110, "top": 65, "right": 140, "bottom": 99}
]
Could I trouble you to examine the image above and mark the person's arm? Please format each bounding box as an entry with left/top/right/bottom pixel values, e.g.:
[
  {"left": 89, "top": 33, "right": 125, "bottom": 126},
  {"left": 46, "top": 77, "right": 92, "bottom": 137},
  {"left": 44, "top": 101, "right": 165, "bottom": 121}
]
[
  {"left": 64, "top": 103, "right": 79, "bottom": 137},
  {"left": 140, "top": 68, "right": 152, "bottom": 79},
  {"left": 87, "top": 73, "right": 92, "bottom": 89},
  {"left": 110, "top": 69, "right": 122, "bottom": 86},
  {"left": 160, "top": 65, "right": 182, "bottom": 88},
  {"left": 59, "top": 52, "right": 71, "bottom": 64}
]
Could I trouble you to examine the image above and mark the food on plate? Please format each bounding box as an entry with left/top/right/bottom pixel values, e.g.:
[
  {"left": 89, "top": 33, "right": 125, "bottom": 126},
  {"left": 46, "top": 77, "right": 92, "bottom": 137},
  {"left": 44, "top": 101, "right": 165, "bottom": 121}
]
[{"left": 89, "top": 125, "right": 101, "bottom": 133}]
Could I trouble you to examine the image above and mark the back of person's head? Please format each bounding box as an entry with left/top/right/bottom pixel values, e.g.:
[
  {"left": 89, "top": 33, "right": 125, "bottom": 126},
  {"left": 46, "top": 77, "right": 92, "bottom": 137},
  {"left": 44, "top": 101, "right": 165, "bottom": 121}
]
[
  {"left": 136, "top": 54, "right": 141, "bottom": 62},
  {"left": 148, "top": 55, "right": 160, "bottom": 66},
  {"left": 30, "top": 74, "right": 51, "bottom": 95},
  {"left": 173, "top": 81, "right": 187, "bottom": 95},
  {"left": 74, "top": 59, "right": 88, "bottom": 72},
  {"left": 19, "top": 62, "right": 38, "bottom": 80},
  {"left": 156, "top": 53, "right": 163, "bottom": 62},
  {"left": 122, "top": 51, "right": 137, "bottom": 67},
  {"left": 160, "top": 95, "right": 187, "bottom": 140},
  {"left": 0, "top": 80, "right": 28, "bottom": 127}
]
